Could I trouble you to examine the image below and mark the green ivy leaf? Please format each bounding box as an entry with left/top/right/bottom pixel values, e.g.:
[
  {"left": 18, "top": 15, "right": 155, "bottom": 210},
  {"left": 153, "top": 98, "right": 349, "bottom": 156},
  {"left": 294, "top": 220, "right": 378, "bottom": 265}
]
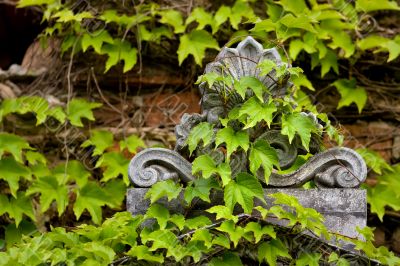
[
  {"left": 127, "top": 245, "right": 164, "bottom": 263},
  {"left": 26, "top": 176, "right": 69, "bottom": 215},
  {"left": 145, "top": 204, "right": 170, "bottom": 229},
  {"left": 216, "top": 220, "right": 244, "bottom": 247},
  {"left": 215, "top": 127, "right": 249, "bottom": 161},
  {"left": 244, "top": 222, "right": 276, "bottom": 243},
  {"left": 53, "top": 160, "right": 90, "bottom": 188},
  {"left": 277, "top": 0, "right": 308, "bottom": 14},
  {"left": 356, "top": 0, "right": 400, "bottom": 12},
  {"left": 81, "top": 130, "right": 114, "bottom": 156},
  {"left": 291, "top": 73, "right": 315, "bottom": 91},
  {"left": 234, "top": 77, "right": 266, "bottom": 102},
  {"left": 279, "top": 14, "right": 316, "bottom": 33},
  {"left": 206, "top": 205, "right": 239, "bottom": 223},
  {"left": 177, "top": 30, "right": 219, "bottom": 66},
  {"left": 73, "top": 181, "right": 110, "bottom": 224},
  {"left": 214, "top": 6, "right": 231, "bottom": 31},
  {"left": 0, "top": 133, "right": 32, "bottom": 163},
  {"left": 81, "top": 30, "right": 114, "bottom": 53},
  {"left": 184, "top": 178, "right": 219, "bottom": 203},
  {"left": 332, "top": 78, "right": 367, "bottom": 113},
  {"left": 0, "top": 192, "right": 35, "bottom": 227},
  {"left": 95, "top": 152, "right": 130, "bottom": 185},
  {"left": 192, "top": 155, "right": 231, "bottom": 186},
  {"left": 209, "top": 252, "right": 243, "bottom": 266},
  {"left": 186, "top": 122, "right": 214, "bottom": 155},
  {"left": 258, "top": 239, "right": 291, "bottom": 266},
  {"left": 224, "top": 173, "right": 264, "bottom": 213},
  {"left": 67, "top": 98, "right": 102, "bottom": 127},
  {"left": 119, "top": 134, "right": 145, "bottom": 153},
  {"left": 101, "top": 40, "right": 137, "bottom": 73},
  {"left": 238, "top": 97, "right": 277, "bottom": 129},
  {"left": 249, "top": 140, "right": 279, "bottom": 183},
  {"left": 190, "top": 229, "right": 213, "bottom": 248},
  {"left": 158, "top": 10, "right": 185, "bottom": 34},
  {"left": 281, "top": 113, "right": 316, "bottom": 151},
  {"left": 368, "top": 184, "right": 400, "bottom": 221},
  {"left": 185, "top": 216, "right": 212, "bottom": 229},
  {"left": 0, "top": 157, "right": 31, "bottom": 197},
  {"left": 229, "top": 1, "right": 256, "bottom": 29},
  {"left": 317, "top": 50, "right": 338, "bottom": 77},
  {"left": 145, "top": 179, "right": 182, "bottom": 204},
  {"left": 296, "top": 252, "right": 321, "bottom": 266},
  {"left": 356, "top": 148, "right": 393, "bottom": 174},
  {"left": 186, "top": 7, "right": 215, "bottom": 32}
]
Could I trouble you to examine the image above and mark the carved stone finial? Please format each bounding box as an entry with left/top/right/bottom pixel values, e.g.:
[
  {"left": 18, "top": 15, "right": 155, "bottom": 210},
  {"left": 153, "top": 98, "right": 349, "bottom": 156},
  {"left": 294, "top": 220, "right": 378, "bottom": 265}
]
[{"left": 128, "top": 36, "right": 367, "bottom": 189}]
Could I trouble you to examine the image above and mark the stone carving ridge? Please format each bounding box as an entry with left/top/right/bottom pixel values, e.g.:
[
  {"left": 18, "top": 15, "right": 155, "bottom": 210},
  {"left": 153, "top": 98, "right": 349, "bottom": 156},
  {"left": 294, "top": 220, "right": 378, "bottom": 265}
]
[
  {"left": 128, "top": 148, "right": 194, "bottom": 187},
  {"left": 267, "top": 147, "right": 367, "bottom": 188}
]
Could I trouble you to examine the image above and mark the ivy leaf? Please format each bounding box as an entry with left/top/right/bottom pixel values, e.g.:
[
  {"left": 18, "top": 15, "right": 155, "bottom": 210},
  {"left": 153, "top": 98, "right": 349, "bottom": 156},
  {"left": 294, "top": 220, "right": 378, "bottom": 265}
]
[
  {"left": 185, "top": 216, "right": 212, "bottom": 229},
  {"left": 258, "top": 239, "right": 291, "bottom": 266},
  {"left": 215, "top": 127, "right": 249, "bottom": 161},
  {"left": 82, "top": 242, "right": 115, "bottom": 264},
  {"left": 216, "top": 220, "right": 244, "bottom": 247},
  {"left": 81, "top": 130, "right": 114, "bottom": 156},
  {"left": 81, "top": 30, "right": 114, "bottom": 53},
  {"left": 234, "top": 77, "right": 266, "bottom": 102},
  {"left": 145, "top": 204, "right": 170, "bottom": 229},
  {"left": 102, "top": 179, "right": 126, "bottom": 208},
  {"left": 158, "top": 10, "right": 185, "bottom": 34},
  {"left": 177, "top": 30, "right": 219, "bottom": 66},
  {"left": 0, "top": 192, "right": 35, "bottom": 227},
  {"left": 145, "top": 179, "right": 182, "bottom": 204},
  {"left": 296, "top": 252, "right": 321, "bottom": 266},
  {"left": 0, "top": 157, "right": 31, "bottom": 198},
  {"left": 127, "top": 245, "right": 164, "bottom": 263},
  {"left": 212, "top": 235, "right": 231, "bottom": 249},
  {"left": 184, "top": 178, "right": 219, "bottom": 204},
  {"left": 332, "top": 78, "right": 367, "bottom": 113},
  {"left": 319, "top": 50, "right": 339, "bottom": 77},
  {"left": 119, "top": 134, "right": 145, "bottom": 153},
  {"left": 356, "top": 148, "right": 393, "bottom": 174},
  {"left": 186, "top": 122, "right": 214, "bottom": 155},
  {"left": 291, "top": 73, "right": 315, "bottom": 91},
  {"left": 368, "top": 184, "right": 400, "bottom": 221},
  {"left": 190, "top": 229, "right": 213, "bottom": 248},
  {"left": 0, "top": 133, "right": 32, "bottom": 163},
  {"left": 239, "top": 97, "right": 277, "bottom": 129},
  {"left": 101, "top": 40, "right": 137, "bottom": 73},
  {"left": 186, "top": 7, "right": 215, "bottom": 32},
  {"left": 357, "top": 35, "right": 400, "bottom": 62},
  {"left": 73, "top": 181, "right": 110, "bottom": 224},
  {"left": 244, "top": 222, "right": 276, "bottom": 243},
  {"left": 192, "top": 155, "right": 231, "bottom": 186},
  {"left": 67, "top": 98, "right": 102, "bottom": 127},
  {"left": 207, "top": 205, "right": 239, "bottom": 223},
  {"left": 26, "top": 176, "right": 69, "bottom": 215},
  {"left": 95, "top": 152, "right": 130, "bottom": 185},
  {"left": 224, "top": 173, "right": 264, "bottom": 213},
  {"left": 356, "top": 0, "right": 400, "bottom": 12},
  {"left": 229, "top": 1, "right": 256, "bottom": 29},
  {"left": 281, "top": 113, "right": 316, "bottom": 151},
  {"left": 279, "top": 14, "right": 316, "bottom": 33},
  {"left": 214, "top": 6, "right": 231, "bottom": 31},
  {"left": 277, "top": 0, "right": 308, "bottom": 14},
  {"left": 249, "top": 139, "right": 279, "bottom": 184},
  {"left": 53, "top": 160, "right": 90, "bottom": 188},
  {"left": 209, "top": 252, "right": 243, "bottom": 266}
]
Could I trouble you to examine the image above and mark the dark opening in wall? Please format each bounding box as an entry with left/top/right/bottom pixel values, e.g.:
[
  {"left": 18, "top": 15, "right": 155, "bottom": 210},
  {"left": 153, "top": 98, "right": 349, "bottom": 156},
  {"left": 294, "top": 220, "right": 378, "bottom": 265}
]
[{"left": 0, "top": 4, "right": 43, "bottom": 69}]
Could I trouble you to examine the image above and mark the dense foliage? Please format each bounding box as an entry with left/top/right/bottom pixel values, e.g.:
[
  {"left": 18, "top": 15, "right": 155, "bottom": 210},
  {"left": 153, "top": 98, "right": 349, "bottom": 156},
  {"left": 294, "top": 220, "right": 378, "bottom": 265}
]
[{"left": 0, "top": 0, "right": 400, "bottom": 264}]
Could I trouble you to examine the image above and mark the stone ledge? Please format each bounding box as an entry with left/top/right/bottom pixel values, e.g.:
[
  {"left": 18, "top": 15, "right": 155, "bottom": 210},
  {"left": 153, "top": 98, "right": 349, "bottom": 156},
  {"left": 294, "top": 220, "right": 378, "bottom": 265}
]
[{"left": 127, "top": 188, "right": 366, "bottom": 242}]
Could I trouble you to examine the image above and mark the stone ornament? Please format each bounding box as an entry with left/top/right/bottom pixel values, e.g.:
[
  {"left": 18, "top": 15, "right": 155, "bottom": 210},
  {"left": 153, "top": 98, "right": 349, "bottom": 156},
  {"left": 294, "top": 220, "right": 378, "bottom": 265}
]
[{"left": 128, "top": 36, "right": 367, "bottom": 189}]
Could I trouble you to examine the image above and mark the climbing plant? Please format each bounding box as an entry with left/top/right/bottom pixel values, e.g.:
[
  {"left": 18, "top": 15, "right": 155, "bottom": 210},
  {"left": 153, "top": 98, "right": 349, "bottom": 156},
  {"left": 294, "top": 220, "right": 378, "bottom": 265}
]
[
  {"left": 1, "top": 57, "right": 399, "bottom": 265},
  {"left": 0, "top": 0, "right": 400, "bottom": 263}
]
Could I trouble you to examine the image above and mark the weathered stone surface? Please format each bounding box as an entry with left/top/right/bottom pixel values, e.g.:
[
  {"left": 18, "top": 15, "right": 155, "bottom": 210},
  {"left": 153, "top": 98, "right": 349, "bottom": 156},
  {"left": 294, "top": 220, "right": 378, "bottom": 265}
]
[{"left": 127, "top": 188, "right": 366, "bottom": 241}]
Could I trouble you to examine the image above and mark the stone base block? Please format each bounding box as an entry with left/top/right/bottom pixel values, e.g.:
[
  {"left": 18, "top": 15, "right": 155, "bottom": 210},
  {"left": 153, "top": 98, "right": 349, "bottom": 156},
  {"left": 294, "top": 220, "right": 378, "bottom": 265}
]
[{"left": 127, "top": 188, "right": 366, "bottom": 241}]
